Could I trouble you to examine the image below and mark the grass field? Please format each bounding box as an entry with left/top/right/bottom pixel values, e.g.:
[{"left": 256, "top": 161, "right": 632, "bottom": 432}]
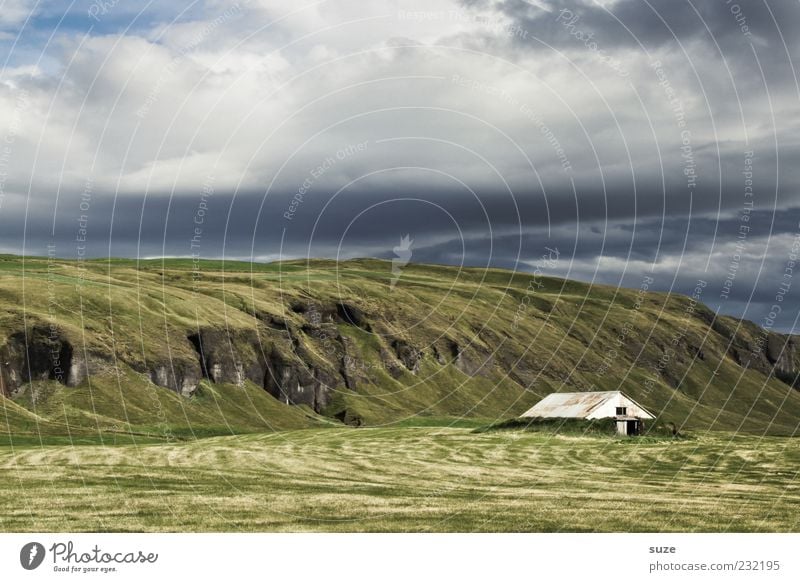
[{"left": 1, "top": 426, "right": 797, "bottom": 532}]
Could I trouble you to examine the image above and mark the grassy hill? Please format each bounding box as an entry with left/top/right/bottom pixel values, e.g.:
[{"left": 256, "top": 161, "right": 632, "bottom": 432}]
[{"left": 1, "top": 254, "right": 799, "bottom": 441}]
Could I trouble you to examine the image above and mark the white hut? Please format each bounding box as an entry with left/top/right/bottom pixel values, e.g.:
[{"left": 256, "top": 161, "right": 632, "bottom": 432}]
[{"left": 521, "top": 390, "right": 655, "bottom": 436}]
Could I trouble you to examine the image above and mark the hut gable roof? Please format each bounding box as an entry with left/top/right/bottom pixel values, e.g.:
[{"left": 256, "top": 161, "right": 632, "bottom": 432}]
[{"left": 521, "top": 390, "right": 655, "bottom": 420}]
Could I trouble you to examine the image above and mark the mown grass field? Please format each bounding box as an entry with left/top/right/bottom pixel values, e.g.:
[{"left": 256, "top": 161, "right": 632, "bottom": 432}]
[{"left": 1, "top": 426, "right": 797, "bottom": 532}]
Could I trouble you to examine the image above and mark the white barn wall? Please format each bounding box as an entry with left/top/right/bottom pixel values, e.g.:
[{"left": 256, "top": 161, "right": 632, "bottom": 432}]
[{"left": 585, "top": 393, "right": 654, "bottom": 420}]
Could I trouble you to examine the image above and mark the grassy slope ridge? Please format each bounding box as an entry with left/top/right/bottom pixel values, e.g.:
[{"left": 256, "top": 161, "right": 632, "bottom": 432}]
[{"left": 0, "top": 254, "right": 799, "bottom": 439}]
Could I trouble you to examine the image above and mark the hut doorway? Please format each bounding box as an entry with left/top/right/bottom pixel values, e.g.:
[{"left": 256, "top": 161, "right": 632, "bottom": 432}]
[{"left": 616, "top": 419, "right": 642, "bottom": 436}]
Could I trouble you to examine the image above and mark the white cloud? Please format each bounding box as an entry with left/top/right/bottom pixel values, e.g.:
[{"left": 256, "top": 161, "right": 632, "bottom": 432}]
[
  {"left": 0, "top": 0, "right": 38, "bottom": 28},
  {"left": 0, "top": 0, "right": 795, "bottom": 219}
]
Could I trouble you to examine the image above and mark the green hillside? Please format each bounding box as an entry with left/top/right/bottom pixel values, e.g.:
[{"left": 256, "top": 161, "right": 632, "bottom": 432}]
[{"left": 1, "top": 254, "right": 799, "bottom": 441}]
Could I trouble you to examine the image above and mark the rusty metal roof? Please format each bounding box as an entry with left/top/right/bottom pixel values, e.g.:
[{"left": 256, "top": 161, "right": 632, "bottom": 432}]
[
  {"left": 521, "top": 390, "right": 655, "bottom": 420},
  {"left": 522, "top": 391, "right": 614, "bottom": 418}
]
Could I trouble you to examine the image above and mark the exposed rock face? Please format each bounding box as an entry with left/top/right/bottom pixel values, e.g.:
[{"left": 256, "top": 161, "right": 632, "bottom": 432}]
[
  {"left": 716, "top": 324, "right": 800, "bottom": 389},
  {"left": 65, "top": 351, "right": 113, "bottom": 387},
  {"left": 0, "top": 359, "right": 14, "bottom": 397},
  {"left": 0, "top": 349, "right": 19, "bottom": 396},
  {"left": 188, "top": 328, "right": 267, "bottom": 387},
  {"left": 390, "top": 339, "right": 421, "bottom": 373},
  {"left": 379, "top": 348, "right": 405, "bottom": 379},
  {"left": 255, "top": 311, "right": 289, "bottom": 330},
  {"left": 686, "top": 310, "right": 800, "bottom": 390},
  {"left": 290, "top": 301, "right": 338, "bottom": 324},
  {"left": 766, "top": 334, "right": 800, "bottom": 387},
  {"left": 431, "top": 343, "right": 448, "bottom": 365},
  {"left": 0, "top": 322, "right": 206, "bottom": 398},
  {"left": 289, "top": 299, "right": 374, "bottom": 331},
  {"left": 0, "top": 326, "right": 75, "bottom": 395},
  {"left": 149, "top": 361, "right": 202, "bottom": 397},
  {"left": 336, "top": 303, "right": 371, "bottom": 331},
  {"left": 263, "top": 348, "right": 339, "bottom": 412},
  {"left": 334, "top": 408, "right": 363, "bottom": 427}
]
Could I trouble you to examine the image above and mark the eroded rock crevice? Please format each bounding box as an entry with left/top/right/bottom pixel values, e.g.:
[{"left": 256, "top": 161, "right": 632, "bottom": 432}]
[
  {"left": 0, "top": 326, "right": 80, "bottom": 395},
  {"left": 390, "top": 339, "right": 421, "bottom": 374},
  {"left": 263, "top": 348, "right": 339, "bottom": 413},
  {"left": 187, "top": 328, "right": 269, "bottom": 388},
  {"left": 336, "top": 303, "right": 371, "bottom": 331},
  {"left": 148, "top": 362, "right": 201, "bottom": 397}
]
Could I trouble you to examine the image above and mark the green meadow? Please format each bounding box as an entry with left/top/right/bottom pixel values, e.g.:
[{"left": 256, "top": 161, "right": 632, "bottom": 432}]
[{"left": 0, "top": 427, "right": 797, "bottom": 532}]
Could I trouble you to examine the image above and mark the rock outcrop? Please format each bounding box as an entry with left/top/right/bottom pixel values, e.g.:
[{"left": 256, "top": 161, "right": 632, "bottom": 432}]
[
  {"left": 390, "top": 339, "right": 421, "bottom": 373},
  {"left": 766, "top": 334, "right": 800, "bottom": 387},
  {"left": 148, "top": 361, "right": 202, "bottom": 397},
  {"left": 188, "top": 328, "right": 268, "bottom": 387},
  {"left": 264, "top": 348, "right": 340, "bottom": 412},
  {"left": 0, "top": 326, "right": 80, "bottom": 394}
]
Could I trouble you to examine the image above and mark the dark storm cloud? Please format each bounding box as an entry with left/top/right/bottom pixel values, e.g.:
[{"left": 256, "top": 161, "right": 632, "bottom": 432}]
[{"left": 488, "top": 0, "right": 800, "bottom": 54}]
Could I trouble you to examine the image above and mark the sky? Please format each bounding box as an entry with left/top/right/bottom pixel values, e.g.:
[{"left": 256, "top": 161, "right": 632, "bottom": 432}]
[{"left": 0, "top": 0, "right": 799, "bottom": 331}]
